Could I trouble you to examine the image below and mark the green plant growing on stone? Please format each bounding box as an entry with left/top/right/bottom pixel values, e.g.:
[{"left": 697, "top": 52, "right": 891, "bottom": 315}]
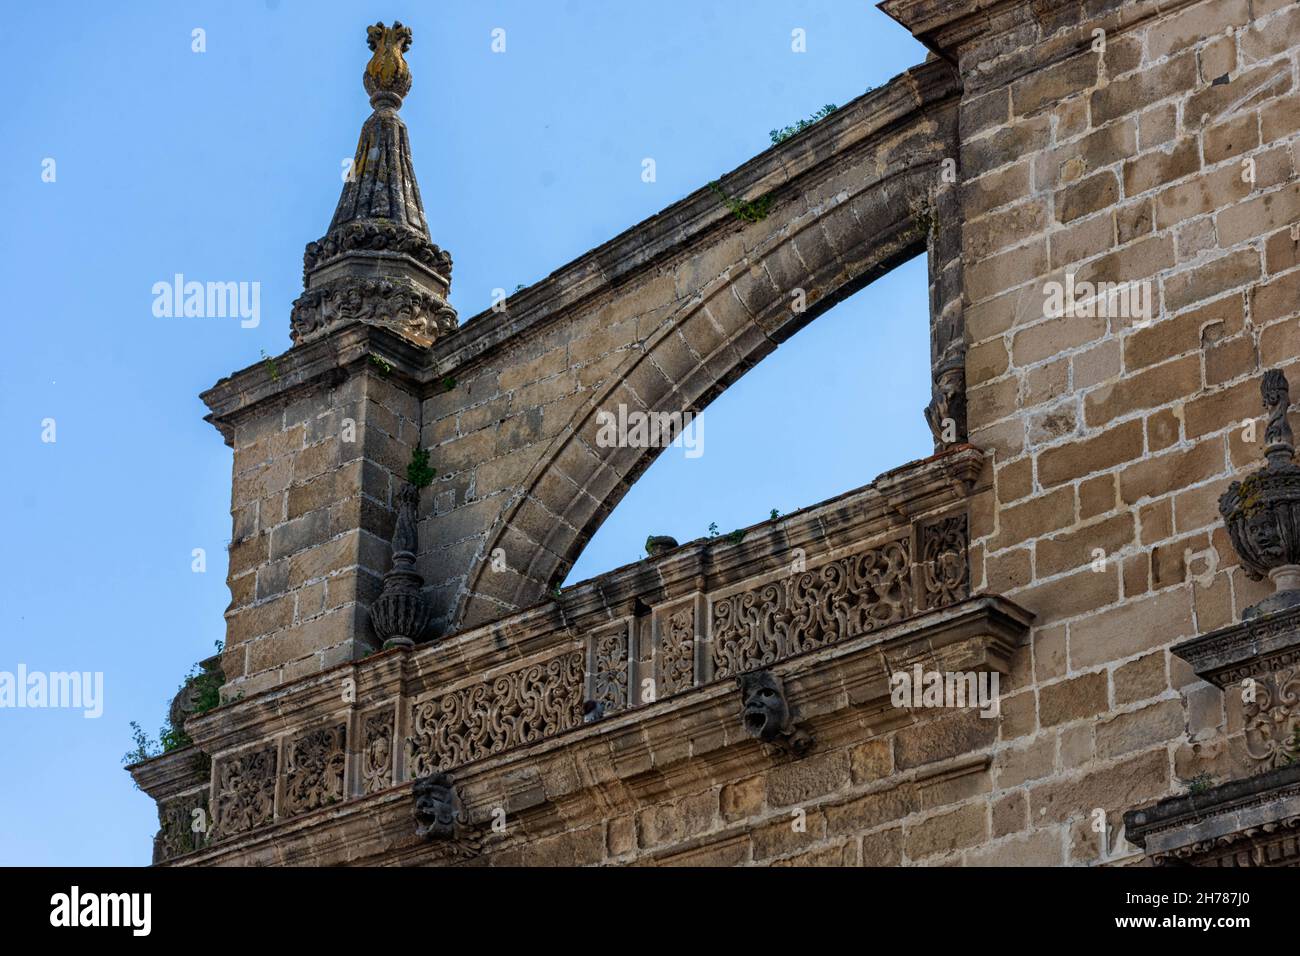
[
  {"left": 1186, "top": 772, "right": 1215, "bottom": 794},
  {"left": 769, "top": 104, "right": 837, "bottom": 145},
  {"left": 728, "top": 529, "right": 746, "bottom": 544},
  {"left": 908, "top": 192, "right": 936, "bottom": 239},
  {"left": 369, "top": 353, "right": 393, "bottom": 377},
  {"left": 708, "top": 180, "right": 773, "bottom": 223},
  {"left": 260, "top": 349, "right": 280, "bottom": 381},
  {"left": 708, "top": 522, "right": 720, "bottom": 538},
  {"left": 123, "top": 641, "right": 227, "bottom": 771},
  {"left": 770, "top": 508, "right": 781, "bottom": 520},
  {"left": 406, "top": 447, "right": 436, "bottom": 488},
  {"left": 440, "top": 375, "right": 457, "bottom": 393},
  {"left": 123, "top": 721, "right": 158, "bottom": 765}
]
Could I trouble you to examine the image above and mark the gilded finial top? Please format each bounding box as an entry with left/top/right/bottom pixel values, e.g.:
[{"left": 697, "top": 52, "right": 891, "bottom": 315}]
[{"left": 364, "top": 21, "right": 413, "bottom": 108}]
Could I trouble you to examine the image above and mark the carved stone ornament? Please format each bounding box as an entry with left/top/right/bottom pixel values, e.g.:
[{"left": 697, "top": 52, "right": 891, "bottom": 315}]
[
  {"left": 290, "top": 276, "right": 457, "bottom": 347},
  {"left": 1220, "top": 368, "right": 1300, "bottom": 619},
  {"left": 407, "top": 650, "right": 585, "bottom": 776},
  {"left": 924, "top": 357, "right": 967, "bottom": 450},
  {"left": 289, "top": 21, "right": 459, "bottom": 350},
  {"left": 921, "top": 514, "right": 970, "bottom": 609},
  {"left": 412, "top": 771, "right": 459, "bottom": 840},
  {"left": 211, "top": 746, "right": 277, "bottom": 840},
  {"left": 737, "top": 670, "right": 812, "bottom": 757},
  {"left": 712, "top": 537, "right": 914, "bottom": 678},
  {"left": 154, "top": 791, "right": 209, "bottom": 864},
  {"left": 1243, "top": 666, "right": 1300, "bottom": 769},
  {"left": 411, "top": 771, "right": 483, "bottom": 859},
  {"left": 369, "top": 483, "right": 433, "bottom": 649},
  {"left": 282, "top": 724, "right": 347, "bottom": 817},
  {"left": 658, "top": 606, "right": 696, "bottom": 697},
  {"left": 645, "top": 534, "right": 679, "bottom": 557},
  {"left": 364, "top": 21, "right": 413, "bottom": 107},
  {"left": 361, "top": 709, "right": 395, "bottom": 795},
  {"left": 590, "top": 626, "right": 629, "bottom": 715}
]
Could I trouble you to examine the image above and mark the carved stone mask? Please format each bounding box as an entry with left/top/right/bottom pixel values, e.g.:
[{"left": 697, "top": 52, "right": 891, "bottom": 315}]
[
  {"left": 739, "top": 671, "right": 791, "bottom": 743},
  {"left": 1246, "top": 508, "right": 1284, "bottom": 561},
  {"left": 412, "top": 772, "right": 458, "bottom": 839}
]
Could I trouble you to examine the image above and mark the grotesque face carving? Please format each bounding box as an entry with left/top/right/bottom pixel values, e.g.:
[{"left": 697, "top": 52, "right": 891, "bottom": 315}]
[
  {"left": 412, "top": 772, "right": 457, "bottom": 840},
  {"left": 739, "top": 672, "right": 791, "bottom": 743},
  {"left": 1245, "top": 508, "right": 1285, "bottom": 563}
]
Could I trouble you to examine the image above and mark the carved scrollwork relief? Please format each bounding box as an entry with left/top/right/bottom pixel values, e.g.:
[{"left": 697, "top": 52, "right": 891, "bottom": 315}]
[
  {"left": 407, "top": 650, "right": 585, "bottom": 777},
  {"left": 589, "top": 626, "right": 629, "bottom": 715},
  {"left": 154, "top": 791, "right": 209, "bottom": 863},
  {"left": 362, "top": 709, "right": 395, "bottom": 795},
  {"left": 920, "top": 514, "right": 970, "bottom": 609},
  {"left": 289, "top": 276, "right": 457, "bottom": 345},
  {"left": 1244, "top": 667, "right": 1300, "bottom": 769},
  {"left": 211, "top": 746, "right": 277, "bottom": 840},
  {"left": 282, "top": 724, "right": 347, "bottom": 817},
  {"left": 658, "top": 606, "right": 696, "bottom": 698},
  {"left": 712, "top": 538, "right": 913, "bottom": 679}
]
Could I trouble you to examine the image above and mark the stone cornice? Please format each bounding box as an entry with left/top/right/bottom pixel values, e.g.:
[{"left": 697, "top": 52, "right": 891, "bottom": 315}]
[
  {"left": 167, "top": 593, "right": 1029, "bottom": 865},
  {"left": 878, "top": 0, "right": 1211, "bottom": 62},
  {"left": 199, "top": 323, "right": 427, "bottom": 446},
  {"left": 126, "top": 745, "right": 210, "bottom": 803},
  {"left": 1170, "top": 605, "right": 1300, "bottom": 688},
  {"left": 1124, "top": 764, "right": 1300, "bottom": 864}
]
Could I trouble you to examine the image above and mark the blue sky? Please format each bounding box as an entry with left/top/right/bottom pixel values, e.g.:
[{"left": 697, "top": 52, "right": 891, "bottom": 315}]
[{"left": 0, "top": 1, "right": 929, "bottom": 865}]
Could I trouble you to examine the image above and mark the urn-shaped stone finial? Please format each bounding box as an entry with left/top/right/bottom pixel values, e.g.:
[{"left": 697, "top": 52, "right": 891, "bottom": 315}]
[
  {"left": 645, "top": 535, "right": 678, "bottom": 557},
  {"left": 370, "top": 483, "right": 432, "bottom": 648},
  {"left": 364, "top": 21, "right": 413, "bottom": 108},
  {"left": 1219, "top": 368, "right": 1300, "bottom": 619}
]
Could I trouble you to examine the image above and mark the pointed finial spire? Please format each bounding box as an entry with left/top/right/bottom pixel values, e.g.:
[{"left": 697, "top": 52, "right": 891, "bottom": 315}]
[
  {"left": 364, "top": 21, "right": 413, "bottom": 109},
  {"left": 289, "top": 21, "right": 457, "bottom": 349}
]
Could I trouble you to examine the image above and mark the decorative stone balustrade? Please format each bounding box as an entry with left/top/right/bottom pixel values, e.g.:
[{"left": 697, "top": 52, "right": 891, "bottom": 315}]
[{"left": 131, "top": 445, "right": 1031, "bottom": 863}]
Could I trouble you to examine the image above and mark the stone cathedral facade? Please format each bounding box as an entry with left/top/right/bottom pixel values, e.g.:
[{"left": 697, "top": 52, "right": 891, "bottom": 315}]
[{"left": 130, "top": 1, "right": 1300, "bottom": 866}]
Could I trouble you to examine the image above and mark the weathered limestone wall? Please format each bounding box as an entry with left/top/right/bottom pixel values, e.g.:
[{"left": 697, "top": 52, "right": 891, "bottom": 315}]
[
  {"left": 205, "top": 328, "right": 427, "bottom": 697},
  {"left": 916, "top": 0, "right": 1300, "bottom": 862}
]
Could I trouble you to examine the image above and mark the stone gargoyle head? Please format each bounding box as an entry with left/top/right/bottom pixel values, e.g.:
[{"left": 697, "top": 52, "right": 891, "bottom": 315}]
[
  {"left": 737, "top": 670, "right": 812, "bottom": 757},
  {"left": 412, "top": 771, "right": 459, "bottom": 841}
]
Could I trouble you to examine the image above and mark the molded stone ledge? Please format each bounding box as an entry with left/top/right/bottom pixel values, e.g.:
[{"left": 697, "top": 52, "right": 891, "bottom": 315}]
[
  {"left": 1171, "top": 604, "right": 1300, "bottom": 688},
  {"left": 878, "top": 0, "right": 1208, "bottom": 66},
  {"left": 127, "top": 745, "right": 210, "bottom": 803},
  {"left": 1124, "top": 763, "right": 1300, "bottom": 867},
  {"left": 201, "top": 323, "right": 426, "bottom": 446},
  {"left": 165, "top": 593, "right": 1029, "bottom": 865}
]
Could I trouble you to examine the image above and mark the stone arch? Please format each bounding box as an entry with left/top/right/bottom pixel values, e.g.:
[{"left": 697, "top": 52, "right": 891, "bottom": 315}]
[{"left": 455, "top": 68, "right": 962, "bottom": 628}]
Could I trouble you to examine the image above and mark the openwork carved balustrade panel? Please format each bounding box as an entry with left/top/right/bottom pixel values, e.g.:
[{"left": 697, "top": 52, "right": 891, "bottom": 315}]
[
  {"left": 189, "top": 507, "right": 970, "bottom": 851},
  {"left": 713, "top": 515, "right": 968, "bottom": 679},
  {"left": 712, "top": 537, "right": 913, "bottom": 678},
  {"left": 407, "top": 650, "right": 586, "bottom": 777}
]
